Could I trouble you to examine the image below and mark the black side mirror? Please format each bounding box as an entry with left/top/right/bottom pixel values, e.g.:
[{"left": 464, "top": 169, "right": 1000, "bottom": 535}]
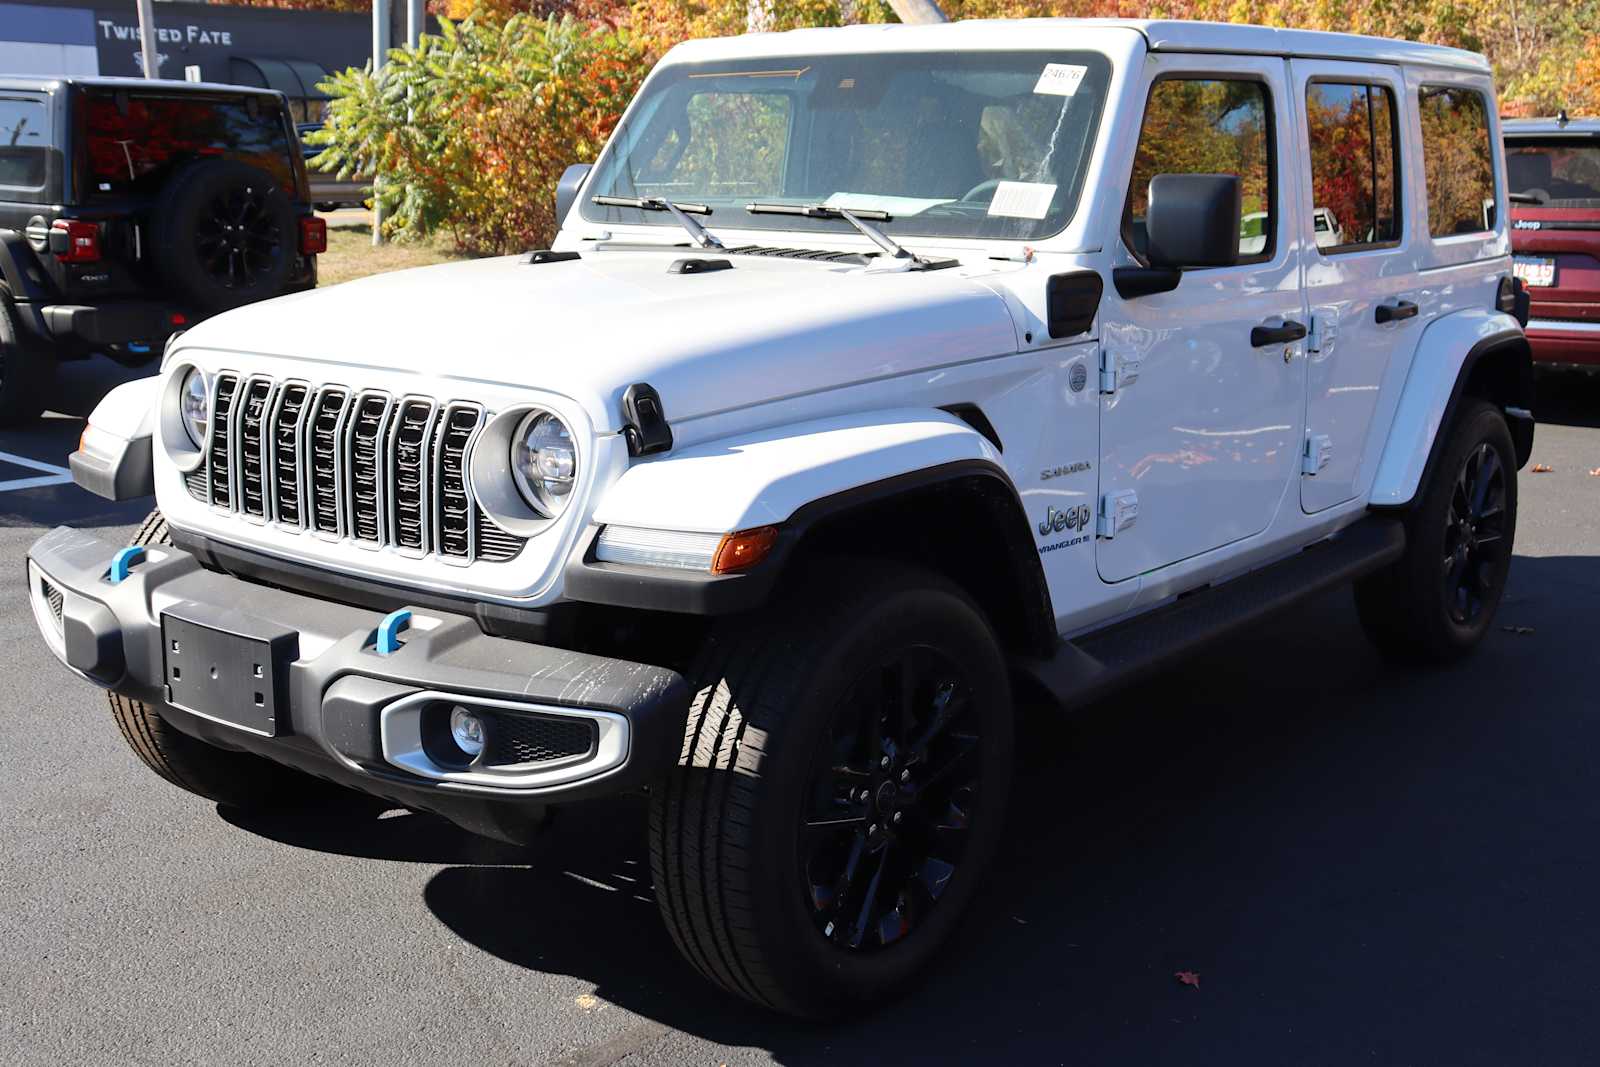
[
  {"left": 555, "top": 163, "right": 593, "bottom": 225},
  {"left": 1114, "top": 173, "right": 1241, "bottom": 299},
  {"left": 1146, "top": 173, "right": 1241, "bottom": 269}
]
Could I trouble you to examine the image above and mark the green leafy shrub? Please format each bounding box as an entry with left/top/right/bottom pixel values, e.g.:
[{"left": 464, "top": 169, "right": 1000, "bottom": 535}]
[{"left": 313, "top": 14, "right": 646, "bottom": 254}]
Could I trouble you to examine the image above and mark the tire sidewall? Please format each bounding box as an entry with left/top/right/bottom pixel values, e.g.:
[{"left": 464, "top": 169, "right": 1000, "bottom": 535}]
[
  {"left": 1409, "top": 402, "right": 1519, "bottom": 651},
  {"left": 743, "top": 578, "right": 1014, "bottom": 1014}
]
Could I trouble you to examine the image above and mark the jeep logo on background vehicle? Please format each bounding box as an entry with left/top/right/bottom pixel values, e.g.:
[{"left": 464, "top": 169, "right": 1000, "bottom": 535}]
[
  {"left": 24, "top": 18, "right": 1535, "bottom": 1022},
  {"left": 1513, "top": 218, "right": 1542, "bottom": 230},
  {"left": 1039, "top": 504, "right": 1094, "bottom": 536}
]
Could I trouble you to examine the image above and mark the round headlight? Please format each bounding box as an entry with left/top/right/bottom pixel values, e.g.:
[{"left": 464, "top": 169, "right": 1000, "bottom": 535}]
[
  {"left": 180, "top": 369, "right": 209, "bottom": 448},
  {"left": 511, "top": 411, "right": 577, "bottom": 518}
]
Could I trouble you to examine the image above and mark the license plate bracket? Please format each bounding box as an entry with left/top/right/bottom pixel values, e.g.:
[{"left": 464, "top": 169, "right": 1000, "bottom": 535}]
[
  {"left": 1513, "top": 255, "right": 1556, "bottom": 288},
  {"left": 162, "top": 606, "right": 299, "bottom": 737}
]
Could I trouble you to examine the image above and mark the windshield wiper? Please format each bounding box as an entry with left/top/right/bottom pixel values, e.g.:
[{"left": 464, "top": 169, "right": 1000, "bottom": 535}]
[
  {"left": 591, "top": 194, "right": 724, "bottom": 249},
  {"left": 745, "top": 202, "right": 914, "bottom": 262},
  {"left": 1508, "top": 191, "right": 1545, "bottom": 205}
]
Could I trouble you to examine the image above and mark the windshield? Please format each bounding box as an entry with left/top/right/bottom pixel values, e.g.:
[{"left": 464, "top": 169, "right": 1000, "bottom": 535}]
[
  {"left": 583, "top": 50, "right": 1112, "bottom": 243},
  {"left": 1507, "top": 138, "right": 1600, "bottom": 208}
]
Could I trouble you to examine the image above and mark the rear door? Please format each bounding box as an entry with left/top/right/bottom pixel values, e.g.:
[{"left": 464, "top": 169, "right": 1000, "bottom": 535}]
[
  {"left": 1290, "top": 60, "right": 1422, "bottom": 513},
  {"left": 1096, "top": 54, "right": 1309, "bottom": 583}
]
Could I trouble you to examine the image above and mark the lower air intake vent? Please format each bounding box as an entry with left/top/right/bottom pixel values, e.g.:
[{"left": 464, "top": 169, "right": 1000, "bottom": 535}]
[
  {"left": 723, "top": 244, "right": 873, "bottom": 265},
  {"left": 480, "top": 712, "right": 597, "bottom": 768}
]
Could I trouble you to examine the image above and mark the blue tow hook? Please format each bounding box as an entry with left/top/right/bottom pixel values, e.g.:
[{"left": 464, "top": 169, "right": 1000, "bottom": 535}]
[
  {"left": 107, "top": 545, "right": 147, "bottom": 584},
  {"left": 376, "top": 609, "right": 413, "bottom": 655}
]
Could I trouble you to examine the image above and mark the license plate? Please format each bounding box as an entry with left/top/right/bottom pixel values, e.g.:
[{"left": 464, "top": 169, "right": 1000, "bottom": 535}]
[
  {"left": 162, "top": 608, "right": 297, "bottom": 736},
  {"left": 1514, "top": 256, "right": 1556, "bottom": 287}
]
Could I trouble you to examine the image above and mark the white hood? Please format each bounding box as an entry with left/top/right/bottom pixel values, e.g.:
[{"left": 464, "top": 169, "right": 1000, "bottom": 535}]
[{"left": 173, "top": 248, "right": 1021, "bottom": 432}]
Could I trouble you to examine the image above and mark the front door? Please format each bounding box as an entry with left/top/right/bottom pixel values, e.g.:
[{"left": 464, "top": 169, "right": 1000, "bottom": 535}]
[
  {"left": 1290, "top": 60, "right": 1423, "bottom": 513},
  {"left": 1097, "top": 54, "right": 1308, "bottom": 584}
]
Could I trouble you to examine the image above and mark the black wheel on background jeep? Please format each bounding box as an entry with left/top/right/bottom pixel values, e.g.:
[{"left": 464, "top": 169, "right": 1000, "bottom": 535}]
[
  {"left": 152, "top": 159, "right": 297, "bottom": 313},
  {"left": 0, "top": 286, "right": 54, "bottom": 426},
  {"left": 107, "top": 511, "right": 338, "bottom": 809},
  {"left": 649, "top": 561, "right": 1014, "bottom": 1018},
  {"left": 1355, "top": 399, "right": 1518, "bottom": 662}
]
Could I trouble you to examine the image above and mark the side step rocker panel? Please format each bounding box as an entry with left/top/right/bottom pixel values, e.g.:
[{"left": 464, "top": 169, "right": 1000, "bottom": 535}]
[{"left": 1013, "top": 517, "right": 1406, "bottom": 713}]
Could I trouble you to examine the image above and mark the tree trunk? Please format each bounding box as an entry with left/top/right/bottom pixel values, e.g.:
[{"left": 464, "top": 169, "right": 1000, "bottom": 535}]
[{"left": 886, "top": 0, "right": 947, "bottom": 24}]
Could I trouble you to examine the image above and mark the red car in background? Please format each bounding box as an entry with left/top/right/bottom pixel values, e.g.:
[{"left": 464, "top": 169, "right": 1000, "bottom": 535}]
[{"left": 1504, "top": 115, "right": 1600, "bottom": 374}]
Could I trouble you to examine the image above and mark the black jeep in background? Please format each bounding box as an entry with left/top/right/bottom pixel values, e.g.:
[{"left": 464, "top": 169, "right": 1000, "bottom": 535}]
[{"left": 0, "top": 77, "right": 325, "bottom": 425}]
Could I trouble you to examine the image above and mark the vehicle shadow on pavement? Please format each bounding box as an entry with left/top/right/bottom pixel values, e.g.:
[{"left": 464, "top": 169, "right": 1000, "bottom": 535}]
[
  {"left": 221, "top": 555, "right": 1600, "bottom": 1064},
  {"left": 1534, "top": 370, "right": 1600, "bottom": 429}
]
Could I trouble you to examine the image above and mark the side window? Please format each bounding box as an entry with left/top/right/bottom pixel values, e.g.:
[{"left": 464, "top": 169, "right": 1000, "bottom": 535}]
[
  {"left": 1127, "top": 78, "right": 1273, "bottom": 262},
  {"left": 0, "top": 95, "right": 50, "bottom": 193},
  {"left": 1417, "top": 86, "right": 1495, "bottom": 237},
  {"left": 1305, "top": 82, "right": 1401, "bottom": 252}
]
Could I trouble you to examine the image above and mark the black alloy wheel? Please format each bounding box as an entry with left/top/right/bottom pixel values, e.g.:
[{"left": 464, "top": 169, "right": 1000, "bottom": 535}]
[
  {"left": 801, "top": 647, "right": 983, "bottom": 951},
  {"left": 195, "top": 182, "right": 285, "bottom": 292},
  {"left": 1443, "top": 441, "right": 1509, "bottom": 626}
]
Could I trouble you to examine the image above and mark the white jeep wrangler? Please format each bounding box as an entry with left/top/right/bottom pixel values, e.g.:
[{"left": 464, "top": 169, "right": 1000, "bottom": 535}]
[{"left": 28, "top": 19, "right": 1534, "bottom": 1017}]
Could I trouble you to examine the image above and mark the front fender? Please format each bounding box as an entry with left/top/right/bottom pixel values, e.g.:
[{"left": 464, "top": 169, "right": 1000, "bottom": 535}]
[
  {"left": 568, "top": 409, "right": 1013, "bottom": 614},
  {"left": 70, "top": 376, "right": 161, "bottom": 501},
  {"left": 1368, "top": 309, "right": 1530, "bottom": 509},
  {"left": 591, "top": 408, "right": 1004, "bottom": 533}
]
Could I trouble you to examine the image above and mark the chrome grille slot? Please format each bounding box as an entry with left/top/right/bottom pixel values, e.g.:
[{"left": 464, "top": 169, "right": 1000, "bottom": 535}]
[
  {"left": 181, "top": 375, "right": 525, "bottom": 565},
  {"left": 269, "top": 383, "right": 311, "bottom": 527},
  {"left": 308, "top": 387, "right": 351, "bottom": 536},
  {"left": 236, "top": 377, "right": 275, "bottom": 519},
  {"left": 346, "top": 392, "right": 393, "bottom": 545},
  {"left": 388, "top": 399, "right": 437, "bottom": 553},
  {"left": 435, "top": 404, "right": 481, "bottom": 561},
  {"left": 207, "top": 374, "right": 240, "bottom": 509}
]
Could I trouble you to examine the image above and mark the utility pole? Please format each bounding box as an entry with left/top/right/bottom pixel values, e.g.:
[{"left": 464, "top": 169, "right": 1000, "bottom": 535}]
[
  {"left": 885, "top": 0, "right": 945, "bottom": 24},
  {"left": 407, "top": 0, "right": 424, "bottom": 47},
  {"left": 135, "top": 0, "right": 159, "bottom": 79},
  {"left": 371, "top": 0, "right": 390, "bottom": 247}
]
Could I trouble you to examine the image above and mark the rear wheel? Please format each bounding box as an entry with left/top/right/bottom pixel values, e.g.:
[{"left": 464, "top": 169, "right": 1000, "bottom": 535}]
[
  {"left": 1355, "top": 400, "right": 1518, "bottom": 662},
  {"left": 108, "top": 511, "right": 329, "bottom": 809},
  {"left": 0, "top": 287, "right": 52, "bottom": 426},
  {"left": 649, "top": 562, "right": 1014, "bottom": 1017}
]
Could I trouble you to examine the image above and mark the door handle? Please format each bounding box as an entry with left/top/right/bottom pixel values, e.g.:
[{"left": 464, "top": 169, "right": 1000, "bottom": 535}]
[
  {"left": 1375, "top": 300, "right": 1419, "bottom": 324},
  {"left": 1251, "top": 319, "right": 1308, "bottom": 347}
]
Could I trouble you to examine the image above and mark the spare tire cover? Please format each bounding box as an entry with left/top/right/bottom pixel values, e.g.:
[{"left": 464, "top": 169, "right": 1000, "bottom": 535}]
[{"left": 152, "top": 159, "right": 297, "bottom": 313}]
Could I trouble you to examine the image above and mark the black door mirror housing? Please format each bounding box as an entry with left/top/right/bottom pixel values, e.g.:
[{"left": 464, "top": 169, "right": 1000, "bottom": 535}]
[
  {"left": 555, "top": 163, "right": 593, "bottom": 226},
  {"left": 1145, "top": 173, "right": 1242, "bottom": 269}
]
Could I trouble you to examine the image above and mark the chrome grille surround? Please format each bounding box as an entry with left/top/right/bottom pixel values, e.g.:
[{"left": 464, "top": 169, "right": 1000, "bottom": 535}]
[{"left": 186, "top": 373, "right": 525, "bottom": 566}]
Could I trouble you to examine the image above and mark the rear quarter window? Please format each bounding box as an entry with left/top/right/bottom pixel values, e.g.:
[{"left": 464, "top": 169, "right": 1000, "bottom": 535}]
[
  {"left": 1417, "top": 86, "right": 1496, "bottom": 237},
  {"left": 0, "top": 95, "right": 50, "bottom": 194},
  {"left": 81, "top": 92, "right": 295, "bottom": 201}
]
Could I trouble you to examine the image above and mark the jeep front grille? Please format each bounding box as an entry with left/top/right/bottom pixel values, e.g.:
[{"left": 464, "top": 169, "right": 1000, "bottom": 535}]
[{"left": 188, "top": 372, "right": 526, "bottom": 564}]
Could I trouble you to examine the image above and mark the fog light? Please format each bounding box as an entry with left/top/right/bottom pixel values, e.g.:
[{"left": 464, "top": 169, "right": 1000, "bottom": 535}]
[{"left": 450, "top": 707, "right": 485, "bottom": 758}]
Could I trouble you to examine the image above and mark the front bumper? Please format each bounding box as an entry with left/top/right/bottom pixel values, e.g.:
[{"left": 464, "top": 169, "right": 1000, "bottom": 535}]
[{"left": 25, "top": 526, "right": 689, "bottom": 841}]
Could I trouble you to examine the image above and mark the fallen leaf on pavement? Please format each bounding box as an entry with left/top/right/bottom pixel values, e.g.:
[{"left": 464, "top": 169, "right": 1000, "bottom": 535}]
[
  {"left": 1175, "top": 971, "right": 1201, "bottom": 988},
  {"left": 1531, "top": 463, "right": 1553, "bottom": 473},
  {"left": 1502, "top": 626, "right": 1535, "bottom": 635}
]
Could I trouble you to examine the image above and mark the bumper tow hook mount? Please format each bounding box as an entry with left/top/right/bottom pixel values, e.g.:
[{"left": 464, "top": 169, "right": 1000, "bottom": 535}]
[
  {"left": 107, "top": 545, "right": 146, "bottom": 585},
  {"left": 376, "top": 609, "right": 412, "bottom": 656}
]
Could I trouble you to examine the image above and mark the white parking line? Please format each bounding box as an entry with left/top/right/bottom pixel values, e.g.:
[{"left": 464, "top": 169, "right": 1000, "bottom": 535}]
[{"left": 0, "top": 450, "right": 73, "bottom": 493}]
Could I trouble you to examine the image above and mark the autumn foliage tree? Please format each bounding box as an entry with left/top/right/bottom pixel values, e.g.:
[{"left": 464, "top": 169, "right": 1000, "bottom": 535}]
[{"left": 313, "top": 14, "right": 644, "bottom": 253}]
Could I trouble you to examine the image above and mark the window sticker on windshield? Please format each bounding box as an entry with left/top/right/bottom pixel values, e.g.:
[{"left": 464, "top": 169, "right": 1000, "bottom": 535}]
[
  {"left": 987, "top": 181, "right": 1057, "bottom": 220},
  {"left": 1034, "top": 64, "right": 1088, "bottom": 97}
]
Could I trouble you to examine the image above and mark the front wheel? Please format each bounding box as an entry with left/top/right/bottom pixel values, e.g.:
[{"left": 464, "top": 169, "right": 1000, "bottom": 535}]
[
  {"left": 649, "top": 562, "right": 1014, "bottom": 1018},
  {"left": 1355, "top": 399, "right": 1518, "bottom": 662}
]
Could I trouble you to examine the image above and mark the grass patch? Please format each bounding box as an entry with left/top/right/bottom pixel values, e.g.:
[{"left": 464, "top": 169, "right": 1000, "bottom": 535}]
[{"left": 318, "top": 223, "right": 480, "bottom": 287}]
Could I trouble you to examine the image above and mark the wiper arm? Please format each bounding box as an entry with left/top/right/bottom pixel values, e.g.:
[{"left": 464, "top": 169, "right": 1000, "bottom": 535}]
[
  {"left": 591, "top": 194, "right": 724, "bottom": 249},
  {"left": 745, "top": 202, "right": 913, "bottom": 261},
  {"left": 1508, "top": 191, "right": 1544, "bottom": 205}
]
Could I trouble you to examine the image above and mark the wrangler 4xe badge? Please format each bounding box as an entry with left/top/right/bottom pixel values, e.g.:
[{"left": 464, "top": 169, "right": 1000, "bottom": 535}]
[{"left": 1039, "top": 504, "right": 1093, "bottom": 537}]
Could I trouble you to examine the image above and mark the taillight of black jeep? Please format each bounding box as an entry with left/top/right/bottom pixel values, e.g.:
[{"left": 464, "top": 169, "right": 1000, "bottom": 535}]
[
  {"left": 49, "top": 219, "right": 101, "bottom": 264},
  {"left": 299, "top": 216, "right": 327, "bottom": 256}
]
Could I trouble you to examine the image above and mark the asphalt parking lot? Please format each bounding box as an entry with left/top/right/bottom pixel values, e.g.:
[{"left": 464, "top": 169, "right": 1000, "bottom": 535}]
[{"left": 2, "top": 369, "right": 1597, "bottom": 1066}]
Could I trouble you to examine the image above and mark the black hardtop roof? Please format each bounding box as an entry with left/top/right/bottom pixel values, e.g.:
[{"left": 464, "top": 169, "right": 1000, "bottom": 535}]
[{"left": 0, "top": 75, "right": 286, "bottom": 98}]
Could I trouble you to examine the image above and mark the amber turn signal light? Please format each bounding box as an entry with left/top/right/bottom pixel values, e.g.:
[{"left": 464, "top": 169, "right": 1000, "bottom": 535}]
[{"left": 711, "top": 526, "right": 779, "bottom": 574}]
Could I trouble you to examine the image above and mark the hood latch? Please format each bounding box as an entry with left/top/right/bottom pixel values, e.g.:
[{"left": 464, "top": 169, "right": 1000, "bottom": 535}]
[{"left": 621, "top": 382, "right": 673, "bottom": 457}]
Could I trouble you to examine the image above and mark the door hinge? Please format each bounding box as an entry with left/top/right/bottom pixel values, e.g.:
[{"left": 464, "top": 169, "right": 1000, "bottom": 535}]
[
  {"left": 1098, "top": 489, "right": 1139, "bottom": 539},
  {"left": 1303, "top": 433, "right": 1333, "bottom": 476},
  {"left": 1306, "top": 312, "right": 1338, "bottom": 355},
  {"left": 1099, "top": 346, "right": 1142, "bottom": 394}
]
